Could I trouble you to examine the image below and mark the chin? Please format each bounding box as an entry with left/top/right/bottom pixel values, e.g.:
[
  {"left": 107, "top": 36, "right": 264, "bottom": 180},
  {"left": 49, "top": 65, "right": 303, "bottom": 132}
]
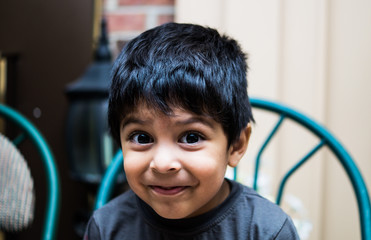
[{"left": 154, "top": 208, "right": 192, "bottom": 219}]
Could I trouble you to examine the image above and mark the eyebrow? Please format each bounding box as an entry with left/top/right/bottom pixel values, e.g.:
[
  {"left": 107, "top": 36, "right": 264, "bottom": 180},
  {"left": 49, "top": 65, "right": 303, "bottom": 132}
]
[
  {"left": 121, "top": 115, "right": 215, "bottom": 130},
  {"left": 173, "top": 116, "right": 215, "bottom": 129},
  {"left": 121, "top": 117, "right": 152, "bottom": 129}
]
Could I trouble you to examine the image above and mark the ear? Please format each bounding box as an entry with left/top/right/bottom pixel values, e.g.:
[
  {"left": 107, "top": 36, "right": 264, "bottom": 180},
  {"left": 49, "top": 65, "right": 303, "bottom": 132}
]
[{"left": 228, "top": 124, "right": 252, "bottom": 168}]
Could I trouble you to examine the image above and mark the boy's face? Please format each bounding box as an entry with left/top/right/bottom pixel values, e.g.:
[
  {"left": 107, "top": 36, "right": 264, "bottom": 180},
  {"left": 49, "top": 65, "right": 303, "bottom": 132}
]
[{"left": 120, "top": 104, "right": 250, "bottom": 219}]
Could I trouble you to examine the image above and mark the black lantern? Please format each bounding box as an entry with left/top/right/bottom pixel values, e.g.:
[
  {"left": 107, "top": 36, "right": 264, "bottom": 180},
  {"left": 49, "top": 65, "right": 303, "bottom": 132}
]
[{"left": 65, "top": 18, "right": 117, "bottom": 184}]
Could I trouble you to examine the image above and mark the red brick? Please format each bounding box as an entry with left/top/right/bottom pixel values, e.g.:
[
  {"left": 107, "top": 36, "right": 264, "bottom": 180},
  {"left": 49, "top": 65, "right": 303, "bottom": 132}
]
[
  {"left": 118, "top": 0, "right": 174, "bottom": 6},
  {"left": 157, "top": 14, "right": 174, "bottom": 25},
  {"left": 106, "top": 13, "right": 146, "bottom": 32}
]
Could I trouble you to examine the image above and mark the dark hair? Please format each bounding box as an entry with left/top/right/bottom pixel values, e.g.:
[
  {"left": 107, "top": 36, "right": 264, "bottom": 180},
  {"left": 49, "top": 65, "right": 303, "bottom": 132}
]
[{"left": 108, "top": 22, "right": 253, "bottom": 146}]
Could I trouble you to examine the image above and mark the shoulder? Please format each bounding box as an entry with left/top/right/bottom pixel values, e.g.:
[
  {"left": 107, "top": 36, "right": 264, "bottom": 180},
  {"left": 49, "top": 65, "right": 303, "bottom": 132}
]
[
  {"left": 227, "top": 181, "right": 300, "bottom": 239},
  {"left": 93, "top": 190, "right": 138, "bottom": 225},
  {"left": 242, "top": 185, "right": 286, "bottom": 221},
  {"left": 84, "top": 190, "right": 140, "bottom": 239},
  {"left": 231, "top": 181, "right": 286, "bottom": 219}
]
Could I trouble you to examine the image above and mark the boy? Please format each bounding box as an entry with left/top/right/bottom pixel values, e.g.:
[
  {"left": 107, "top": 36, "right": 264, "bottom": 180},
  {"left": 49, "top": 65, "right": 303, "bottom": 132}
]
[{"left": 84, "top": 23, "right": 299, "bottom": 239}]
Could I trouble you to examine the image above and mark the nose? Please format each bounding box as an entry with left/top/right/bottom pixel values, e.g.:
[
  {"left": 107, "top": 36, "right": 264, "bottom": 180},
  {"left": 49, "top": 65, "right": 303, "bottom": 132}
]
[{"left": 150, "top": 144, "right": 181, "bottom": 174}]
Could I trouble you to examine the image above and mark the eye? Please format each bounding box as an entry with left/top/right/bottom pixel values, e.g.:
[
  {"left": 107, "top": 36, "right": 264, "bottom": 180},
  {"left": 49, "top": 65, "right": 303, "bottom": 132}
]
[
  {"left": 179, "top": 132, "right": 204, "bottom": 144},
  {"left": 130, "top": 132, "right": 153, "bottom": 144}
]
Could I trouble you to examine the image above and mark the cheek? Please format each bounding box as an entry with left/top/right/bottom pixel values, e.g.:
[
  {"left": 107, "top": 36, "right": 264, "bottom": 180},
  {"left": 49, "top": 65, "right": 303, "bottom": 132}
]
[
  {"left": 183, "top": 151, "right": 228, "bottom": 177},
  {"left": 123, "top": 151, "right": 149, "bottom": 179}
]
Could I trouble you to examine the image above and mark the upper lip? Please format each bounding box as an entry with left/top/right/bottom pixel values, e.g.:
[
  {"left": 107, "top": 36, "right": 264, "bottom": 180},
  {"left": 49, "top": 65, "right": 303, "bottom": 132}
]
[
  {"left": 149, "top": 184, "right": 189, "bottom": 188},
  {"left": 144, "top": 175, "right": 197, "bottom": 188}
]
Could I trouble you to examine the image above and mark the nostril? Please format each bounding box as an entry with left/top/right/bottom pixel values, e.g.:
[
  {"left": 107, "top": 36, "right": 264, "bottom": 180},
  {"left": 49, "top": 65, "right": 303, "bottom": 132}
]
[
  {"left": 150, "top": 162, "right": 181, "bottom": 173},
  {"left": 151, "top": 167, "right": 179, "bottom": 174}
]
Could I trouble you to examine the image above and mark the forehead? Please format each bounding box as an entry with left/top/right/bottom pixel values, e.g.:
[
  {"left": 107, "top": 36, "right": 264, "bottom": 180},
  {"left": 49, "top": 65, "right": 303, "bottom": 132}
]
[{"left": 121, "top": 103, "right": 217, "bottom": 129}]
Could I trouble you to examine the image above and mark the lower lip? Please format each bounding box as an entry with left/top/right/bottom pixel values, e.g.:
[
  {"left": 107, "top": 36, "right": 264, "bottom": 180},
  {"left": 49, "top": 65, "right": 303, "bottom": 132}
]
[{"left": 150, "top": 186, "right": 188, "bottom": 196}]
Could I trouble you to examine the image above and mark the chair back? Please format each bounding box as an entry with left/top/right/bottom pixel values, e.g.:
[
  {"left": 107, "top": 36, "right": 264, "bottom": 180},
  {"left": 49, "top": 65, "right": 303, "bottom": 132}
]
[
  {"left": 249, "top": 98, "right": 370, "bottom": 240},
  {"left": 0, "top": 133, "right": 35, "bottom": 232},
  {"left": 0, "top": 104, "right": 60, "bottom": 240}
]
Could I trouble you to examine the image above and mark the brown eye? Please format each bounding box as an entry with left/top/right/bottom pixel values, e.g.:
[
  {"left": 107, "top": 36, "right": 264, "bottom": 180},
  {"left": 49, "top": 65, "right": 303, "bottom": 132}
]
[
  {"left": 131, "top": 132, "right": 153, "bottom": 144},
  {"left": 179, "top": 132, "right": 203, "bottom": 144}
]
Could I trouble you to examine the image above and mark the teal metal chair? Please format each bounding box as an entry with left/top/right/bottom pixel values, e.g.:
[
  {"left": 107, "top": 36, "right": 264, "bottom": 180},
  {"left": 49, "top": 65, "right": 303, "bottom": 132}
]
[
  {"left": 94, "top": 98, "right": 371, "bottom": 240},
  {"left": 0, "top": 104, "right": 60, "bottom": 240}
]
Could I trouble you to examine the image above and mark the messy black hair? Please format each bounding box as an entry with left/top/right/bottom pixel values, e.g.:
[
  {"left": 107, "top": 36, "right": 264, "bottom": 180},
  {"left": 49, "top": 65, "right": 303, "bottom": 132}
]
[{"left": 108, "top": 22, "right": 253, "bottom": 147}]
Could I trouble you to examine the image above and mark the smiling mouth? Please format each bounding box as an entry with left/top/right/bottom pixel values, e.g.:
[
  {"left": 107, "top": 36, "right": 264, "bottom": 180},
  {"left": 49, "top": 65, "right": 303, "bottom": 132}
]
[{"left": 150, "top": 185, "right": 189, "bottom": 195}]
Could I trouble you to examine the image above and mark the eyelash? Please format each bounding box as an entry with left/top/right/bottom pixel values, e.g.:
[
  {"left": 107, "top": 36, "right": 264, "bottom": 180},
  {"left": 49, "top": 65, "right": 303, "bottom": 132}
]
[
  {"left": 178, "top": 131, "right": 205, "bottom": 144},
  {"left": 127, "top": 131, "right": 205, "bottom": 145},
  {"left": 128, "top": 131, "right": 153, "bottom": 144}
]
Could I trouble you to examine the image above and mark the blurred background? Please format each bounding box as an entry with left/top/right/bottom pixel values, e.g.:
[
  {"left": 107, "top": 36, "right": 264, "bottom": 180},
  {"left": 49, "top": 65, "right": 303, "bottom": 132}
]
[{"left": 0, "top": 0, "right": 370, "bottom": 239}]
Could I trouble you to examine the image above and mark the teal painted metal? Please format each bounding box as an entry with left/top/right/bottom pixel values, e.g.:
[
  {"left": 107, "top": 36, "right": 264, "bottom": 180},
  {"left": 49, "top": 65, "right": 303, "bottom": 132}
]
[
  {"left": 0, "top": 104, "right": 61, "bottom": 240},
  {"left": 276, "top": 140, "right": 325, "bottom": 205},
  {"left": 250, "top": 98, "right": 371, "bottom": 240},
  {"left": 95, "top": 150, "right": 124, "bottom": 210},
  {"left": 253, "top": 114, "right": 285, "bottom": 191},
  {"left": 12, "top": 132, "right": 26, "bottom": 146}
]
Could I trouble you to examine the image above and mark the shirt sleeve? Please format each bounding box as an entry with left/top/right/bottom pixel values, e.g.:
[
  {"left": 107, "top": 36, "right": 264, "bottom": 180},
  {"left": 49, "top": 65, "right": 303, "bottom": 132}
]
[
  {"left": 274, "top": 217, "right": 300, "bottom": 240},
  {"left": 84, "top": 216, "right": 101, "bottom": 240}
]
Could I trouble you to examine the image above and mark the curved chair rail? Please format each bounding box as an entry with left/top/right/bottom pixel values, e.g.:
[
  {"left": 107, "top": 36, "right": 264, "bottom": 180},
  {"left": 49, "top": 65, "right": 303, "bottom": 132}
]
[
  {"left": 249, "top": 98, "right": 371, "bottom": 240},
  {"left": 94, "top": 97, "right": 371, "bottom": 240},
  {"left": 95, "top": 150, "right": 124, "bottom": 210},
  {"left": 0, "top": 104, "right": 60, "bottom": 240}
]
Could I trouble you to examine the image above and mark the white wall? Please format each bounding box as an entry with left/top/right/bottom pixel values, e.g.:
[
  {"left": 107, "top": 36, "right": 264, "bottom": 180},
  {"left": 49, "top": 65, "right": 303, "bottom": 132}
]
[{"left": 176, "top": 1, "right": 371, "bottom": 239}]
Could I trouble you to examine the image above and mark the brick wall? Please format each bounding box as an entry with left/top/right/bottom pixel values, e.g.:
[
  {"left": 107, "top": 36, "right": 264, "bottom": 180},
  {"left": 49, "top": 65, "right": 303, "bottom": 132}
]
[{"left": 103, "top": 0, "right": 175, "bottom": 58}]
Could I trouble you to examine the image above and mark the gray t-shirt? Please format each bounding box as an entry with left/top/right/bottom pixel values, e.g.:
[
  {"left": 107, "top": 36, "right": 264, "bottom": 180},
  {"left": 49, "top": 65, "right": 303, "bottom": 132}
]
[{"left": 84, "top": 179, "right": 300, "bottom": 239}]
